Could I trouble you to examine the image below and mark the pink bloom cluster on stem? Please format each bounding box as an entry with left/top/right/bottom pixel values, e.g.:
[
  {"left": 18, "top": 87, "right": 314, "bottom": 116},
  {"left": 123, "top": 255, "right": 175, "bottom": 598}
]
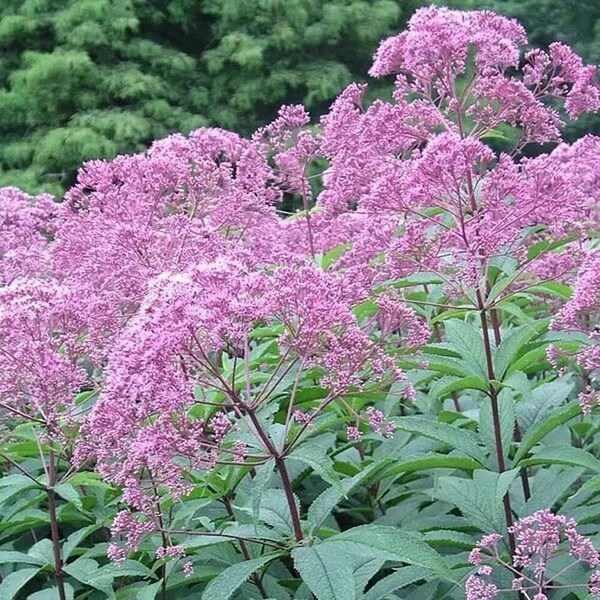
[{"left": 467, "top": 510, "right": 600, "bottom": 599}]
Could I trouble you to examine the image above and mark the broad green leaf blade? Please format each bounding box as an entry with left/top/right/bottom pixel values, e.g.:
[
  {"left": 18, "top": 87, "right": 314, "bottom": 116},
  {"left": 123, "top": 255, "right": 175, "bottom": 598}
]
[
  {"left": 0, "top": 551, "right": 44, "bottom": 566},
  {"left": 443, "top": 320, "right": 488, "bottom": 380},
  {"left": 435, "top": 470, "right": 518, "bottom": 534},
  {"left": 137, "top": 580, "right": 162, "bottom": 600},
  {"left": 307, "top": 460, "right": 391, "bottom": 534},
  {"left": 292, "top": 545, "right": 356, "bottom": 600},
  {"left": 0, "top": 567, "right": 40, "bottom": 598},
  {"left": 494, "top": 322, "right": 547, "bottom": 379},
  {"left": 393, "top": 417, "right": 485, "bottom": 462},
  {"left": 201, "top": 552, "right": 282, "bottom": 600},
  {"left": 519, "top": 446, "right": 600, "bottom": 473},
  {"left": 515, "top": 402, "right": 581, "bottom": 462},
  {"left": 28, "top": 583, "right": 75, "bottom": 600},
  {"left": 428, "top": 375, "right": 488, "bottom": 402},
  {"left": 252, "top": 459, "right": 274, "bottom": 523},
  {"left": 363, "top": 566, "right": 430, "bottom": 600},
  {"left": 288, "top": 444, "right": 341, "bottom": 489},
  {"left": 63, "top": 524, "right": 102, "bottom": 560},
  {"left": 322, "top": 525, "right": 454, "bottom": 581},
  {"left": 28, "top": 539, "right": 55, "bottom": 566},
  {"left": 380, "top": 454, "right": 483, "bottom": 478}
]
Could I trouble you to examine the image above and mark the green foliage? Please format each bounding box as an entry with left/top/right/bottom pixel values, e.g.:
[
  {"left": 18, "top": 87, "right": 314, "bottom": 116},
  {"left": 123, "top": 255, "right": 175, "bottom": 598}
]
[
  {"left": 0, "top": 0, "right": 421, "bottom": 194},
  {"left": 0, "top": 0, "right": 208, "bottom": 194}
]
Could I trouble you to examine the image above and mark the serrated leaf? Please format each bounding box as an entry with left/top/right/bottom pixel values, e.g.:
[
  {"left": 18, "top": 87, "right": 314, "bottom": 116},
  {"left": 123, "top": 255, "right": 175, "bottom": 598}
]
[
  {"left": 28, "top": 538, "right": 55, "bottom": 566},
  {"left": 292, "top": 545, "right": 356, "bottom": 600},
  {"left": 307, "top": 460, "right": 391, "bottom": 534},
  {"left": 523, "top": 466, "right": 584, "bottom": 515},
  {"left": 421, "top": 530, "right": 475, "bottom": 549},
  {"left": 0, "top": 567, "right": 40, "bottom": 598},
  {"left": 0, "top": 550, "right": 44, "bottom": 566},
  {"left": 515, "top": 401, "right": 581, "bottom": 462},
  {"left": 252, "top": 459, "right": 274, "bottom": 523},
  {"left": 519, "top": 446, "right": 600, "bottom": 473},
  {"left": 54, "top": 483, "right": 83, "bottom": 510},
  {"left": 381, "top": 454, "right": 483, "bottom": 477},
  {"left": 435, "top": 470, "right": 518, "bottom": 534},
  {"left": 63, "top": 524, "right": 102, "bottom": 560},
  {"left": 259, "top": 489, "right": 299, "bottom": 534},
  {"left": 363, "top": 566, "right": 430, "bottom": 600},
  {"left": 428, "top": 375, "right": 488, "bottom": 402},
  {"left": 201, "top": 552, "right": 282, "bottom": 600},
  {"left": 393, "top": 417, "right": 485, "bottom": 462},
  {"left": 28, "top": 583, "right": 75, "bottom": 600},
  {"left": 288, "top": 444, "right": 341, "bottom": 489},
  {"left": 322, "top": 525, "right": 454, "bottom": 581},
  {"left": 494, "top": 322, "right": 547, "bottom": 379},
  {"left": 137, "top": 580, "right": 162, "bottom": 600},
  {"left": 443, "top": 320, "right": 488, "bottom": 380},
  {"left": 516, "top": 377, "right": 574, "bottom": 432}
]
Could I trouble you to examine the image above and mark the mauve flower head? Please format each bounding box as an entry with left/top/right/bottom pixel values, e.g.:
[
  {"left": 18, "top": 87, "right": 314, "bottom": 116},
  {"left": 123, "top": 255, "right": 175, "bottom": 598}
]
[
  {"left": 0, "top": 187, "right": 56, "bottom": 284},
  {"left": 467, "top": 510, "right": 600, "bottom": 597}
]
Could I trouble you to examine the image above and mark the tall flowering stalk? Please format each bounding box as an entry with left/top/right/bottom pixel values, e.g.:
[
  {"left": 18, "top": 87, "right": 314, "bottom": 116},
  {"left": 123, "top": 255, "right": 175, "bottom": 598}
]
[{"left": 0, "top": 6, "right": 598, "bottom": 598}]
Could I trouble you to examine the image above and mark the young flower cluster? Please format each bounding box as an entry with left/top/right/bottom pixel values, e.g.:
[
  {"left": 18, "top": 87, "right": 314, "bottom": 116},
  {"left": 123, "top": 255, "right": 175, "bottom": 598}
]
[
  {"left": 466, "top": 510, "right": 600, "bottom": 599},
  {"left": 0, "top": 187, "right": 55, "bottom": 284}
]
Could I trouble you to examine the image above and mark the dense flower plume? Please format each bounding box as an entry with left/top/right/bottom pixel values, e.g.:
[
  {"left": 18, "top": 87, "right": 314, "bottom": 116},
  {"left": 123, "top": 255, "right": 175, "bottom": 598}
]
[
  {"left": 0, "top": 187, "right": 55, "bottom": 284},
  {"left": 0, "top": 6, "right": 598, "bottom": 579},
  {"left": 466, "top": 510, "right": 600, "bottom": 599}
]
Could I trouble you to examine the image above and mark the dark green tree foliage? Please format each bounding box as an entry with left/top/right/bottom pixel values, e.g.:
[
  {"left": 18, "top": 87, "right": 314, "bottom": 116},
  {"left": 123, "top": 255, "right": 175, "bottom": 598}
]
[
  {"left": 0, "top": 0, "right": 417, "bottom": 194},
  {"left": 193, "top": 0, "right": 409, "bottom": 130},
  {"left": 0, "top": 0, "right": 209, "bottom": 194}
]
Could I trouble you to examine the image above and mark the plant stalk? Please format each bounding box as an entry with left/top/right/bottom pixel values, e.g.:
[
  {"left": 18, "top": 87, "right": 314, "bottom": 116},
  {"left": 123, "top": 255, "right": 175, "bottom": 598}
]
[{"left": 47, "top": 450, "right": 67, "bottom": 600}]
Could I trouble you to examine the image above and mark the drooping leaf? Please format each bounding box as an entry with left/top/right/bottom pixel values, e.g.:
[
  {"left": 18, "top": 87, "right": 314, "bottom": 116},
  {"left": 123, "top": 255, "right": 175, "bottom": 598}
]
[{"left": 201, "top": 552, "right": 283, "bottom": 600}]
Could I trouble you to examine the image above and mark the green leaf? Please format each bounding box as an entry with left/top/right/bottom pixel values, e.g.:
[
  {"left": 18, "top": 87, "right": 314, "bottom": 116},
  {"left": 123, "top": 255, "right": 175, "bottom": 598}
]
[
  {"left": 428, "top": 375, "right": 488, "bottom": 402},
  {"left": 519, "top": 446, "right": 600, "bottom": 473},
  {"left": 0, "top": 551, "right": 44, "bottom": 566},
  {"left": 516, "top": 377, "right": 574, "bottom": 433},
  {"left": 28, "top": 538, "right": 55, "bottom": 566},
  {"left": 54, "top": 483, "right": 83, "bottom": 510},
  {"left": 288, "top": 444, "right": 341, "bottom": 489},
  {"left": 307, "top": 460, "right": 391, "bottom": 534},
  {"left": 259, "top": 489, "right": 300, "bottom": 534},
  {"left": 63, "top": 524, "right": 102, "bottom": 560},
  {"left": 252, "top": 459, "right": 274, "bottom": 523},
  {"left": 28, "top": 584, "right": 75, "bottom": 600},
  {"left": 137, "top": 580, "right": 162, "bottom": 600},
  {"left": 494, "top": 322, "right": 547, "bottom": 379},
  {"left": 515, "top": 401, "right": 581, "bottom": 462},
  {"left": 322, "top": 525, "right": 454, "bottom": 581},
  {"left": 201, "top": 552, "right": 282, "bottom": 600},
  {"left": 381, "top": 454, "right": 483, "bottom": 477},
  {"left": 0, "top": 567, "right": 40, "bottom": 598},
  {"left": 393, "top": 417, "right": 485, "bottom": 462},
  {"left": 443, "top": 320, "right": 488, "bottom": 380},
  {"left": 435, "top": 470, "right": 518, "bottom": 533},
  {"left": 363, "top": 566, "right": 431, "bottom": 600},
  {"left": 478, "top": 389, "right": 515, "bottom": 470},
  {"left": 292, "top": 545, "right": 356, "bottom": 600},
  {"left": 523, "top": 466, "right": 584, "bottom": 514}
]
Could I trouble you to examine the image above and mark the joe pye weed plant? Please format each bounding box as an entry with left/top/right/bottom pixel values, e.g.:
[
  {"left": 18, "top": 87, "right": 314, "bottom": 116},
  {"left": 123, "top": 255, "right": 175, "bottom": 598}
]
[{"left": 0, "top": 6, "right": 599, "bottom": 599}]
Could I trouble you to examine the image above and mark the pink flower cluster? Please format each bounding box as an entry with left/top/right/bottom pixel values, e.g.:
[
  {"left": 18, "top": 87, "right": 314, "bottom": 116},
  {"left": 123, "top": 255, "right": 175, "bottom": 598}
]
[
  {"left": 466, "top": 510, "right": 600, "bottom": 599},
  {"left": 0, "top": 6, "right": 598, "bottom": 564}
]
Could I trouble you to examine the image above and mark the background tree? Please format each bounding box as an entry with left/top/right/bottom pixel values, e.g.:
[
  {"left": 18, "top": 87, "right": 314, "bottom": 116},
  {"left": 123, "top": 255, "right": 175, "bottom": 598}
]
[
  {"left": 0, "top": 0, "right": 416, "bottom": 194},
  {"left": 0, "top": 0, "right": 597, "bottom": 194}
]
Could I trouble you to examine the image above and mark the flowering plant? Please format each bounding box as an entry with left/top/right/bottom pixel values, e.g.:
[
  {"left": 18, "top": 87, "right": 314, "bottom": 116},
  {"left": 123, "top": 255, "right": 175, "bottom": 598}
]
[{"left": 0, "top": 6, "right": 598, "bottom": 599}]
